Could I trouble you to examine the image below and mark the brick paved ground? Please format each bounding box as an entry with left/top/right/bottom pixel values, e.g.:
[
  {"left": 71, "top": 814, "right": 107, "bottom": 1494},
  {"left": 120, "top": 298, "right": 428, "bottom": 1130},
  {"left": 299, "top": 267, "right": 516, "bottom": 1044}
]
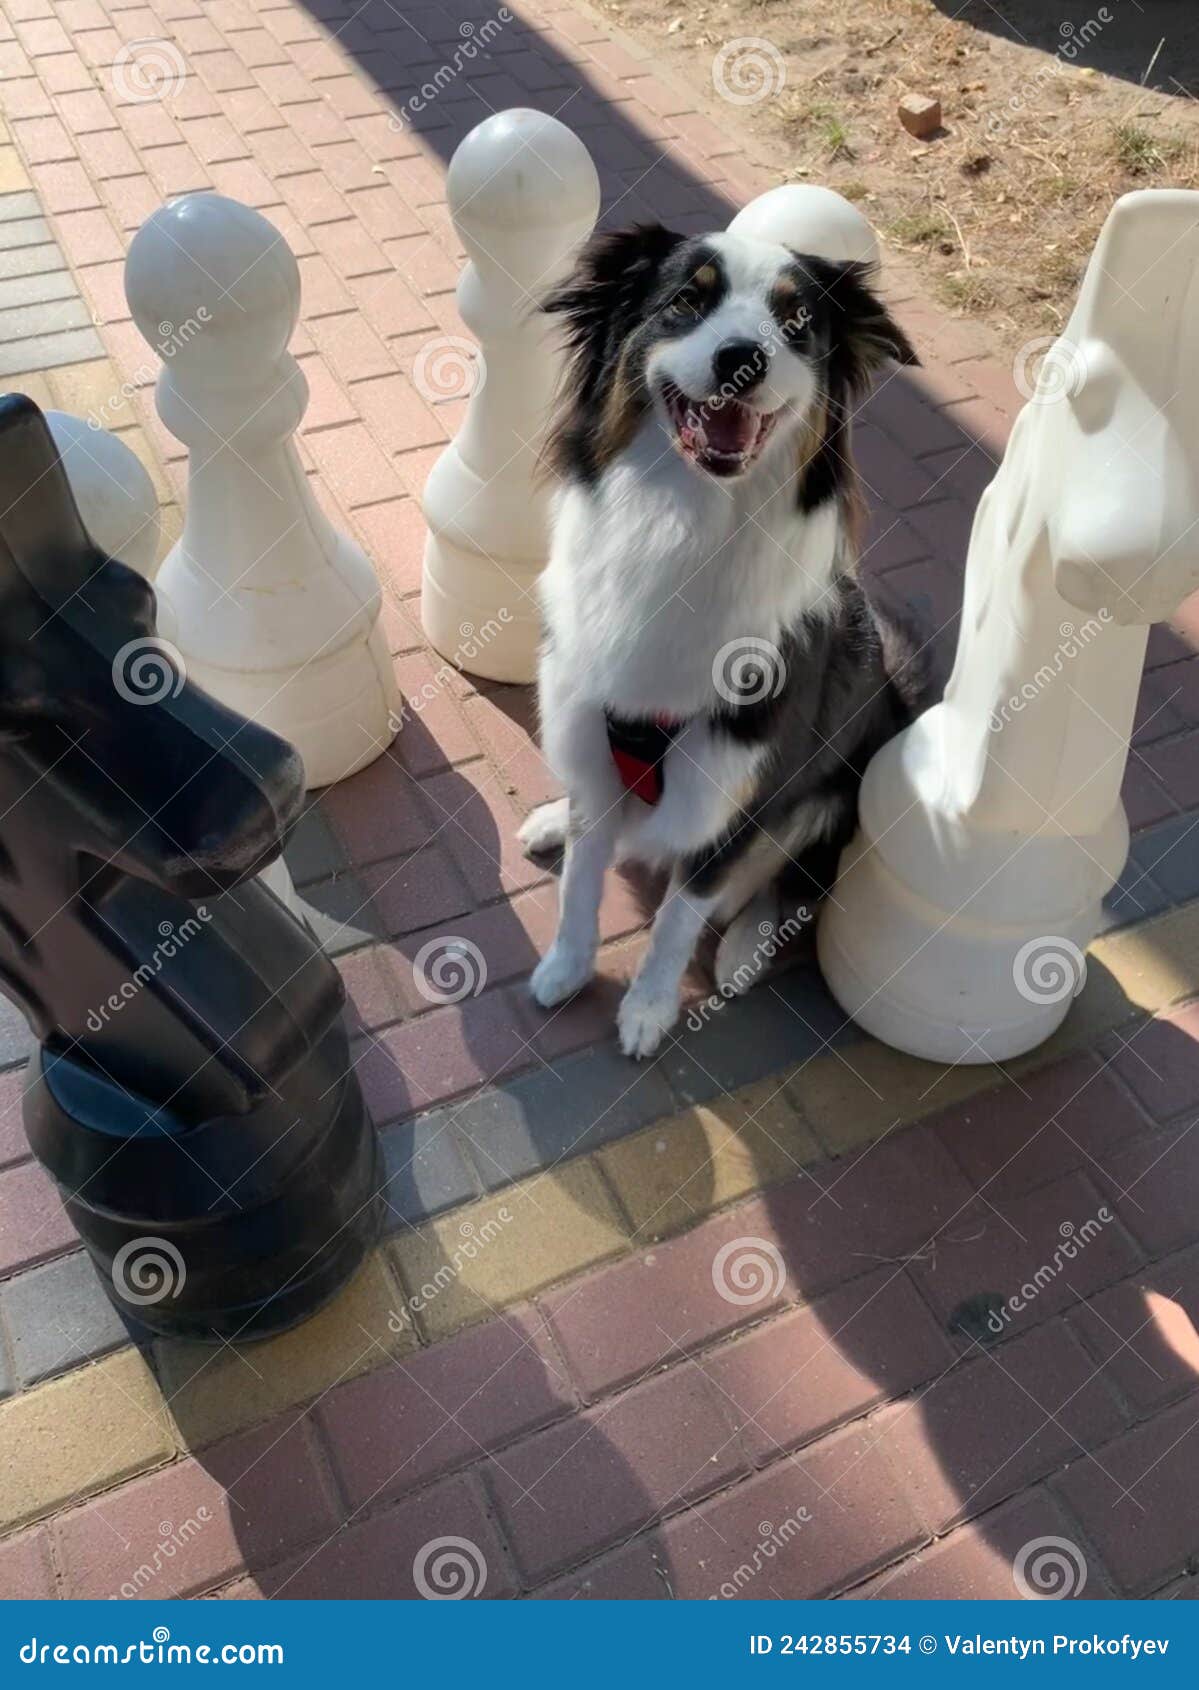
[{"left": 2, "top": 0, "right": 1199, "bottom": 1602}]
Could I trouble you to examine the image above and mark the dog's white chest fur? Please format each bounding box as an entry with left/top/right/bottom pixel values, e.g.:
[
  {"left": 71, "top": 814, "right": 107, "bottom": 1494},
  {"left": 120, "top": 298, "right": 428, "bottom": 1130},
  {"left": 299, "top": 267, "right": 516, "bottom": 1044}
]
[{"left": 540, "top": 418, "right": 840, "bottom": 719}]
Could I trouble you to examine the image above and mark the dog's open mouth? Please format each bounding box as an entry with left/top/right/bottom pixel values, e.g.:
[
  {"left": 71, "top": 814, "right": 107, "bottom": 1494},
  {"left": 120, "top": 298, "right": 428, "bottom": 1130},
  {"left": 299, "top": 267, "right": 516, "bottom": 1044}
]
[{"left": 661, "top": 383, "right": 779, "bottom": 477}]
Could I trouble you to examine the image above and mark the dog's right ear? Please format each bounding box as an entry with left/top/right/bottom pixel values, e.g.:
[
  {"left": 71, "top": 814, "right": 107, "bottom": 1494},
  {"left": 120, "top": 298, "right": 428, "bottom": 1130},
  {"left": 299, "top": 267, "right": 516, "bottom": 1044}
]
[{"left": 544, "top": 223, "right": 685, "bottom": 382}]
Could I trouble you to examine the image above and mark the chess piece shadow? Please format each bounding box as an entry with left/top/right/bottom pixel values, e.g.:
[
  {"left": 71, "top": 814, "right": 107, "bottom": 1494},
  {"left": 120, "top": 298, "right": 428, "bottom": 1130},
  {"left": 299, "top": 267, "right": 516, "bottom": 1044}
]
[{"left": 0, "top": 394, "right": 382, "bottom": 1342}]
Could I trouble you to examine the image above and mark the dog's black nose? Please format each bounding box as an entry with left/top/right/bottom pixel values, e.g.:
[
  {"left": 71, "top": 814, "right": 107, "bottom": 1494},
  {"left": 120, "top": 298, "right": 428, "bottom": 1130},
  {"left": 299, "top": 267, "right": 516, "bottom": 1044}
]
[{"left": 712, "top": 339, "right": 768, "bottom": 395}]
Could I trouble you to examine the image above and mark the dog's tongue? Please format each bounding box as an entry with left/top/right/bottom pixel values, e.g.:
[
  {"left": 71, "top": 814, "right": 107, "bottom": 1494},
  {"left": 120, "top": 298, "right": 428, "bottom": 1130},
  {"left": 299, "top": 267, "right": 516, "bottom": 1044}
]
[{"left": 695, "top": 398, "right": 757, "bottom": 455}]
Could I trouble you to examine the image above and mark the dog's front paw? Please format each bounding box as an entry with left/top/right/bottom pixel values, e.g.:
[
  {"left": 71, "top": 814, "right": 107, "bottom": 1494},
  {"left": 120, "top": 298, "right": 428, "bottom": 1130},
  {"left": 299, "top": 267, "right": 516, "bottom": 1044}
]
[
  {"left": 617, "top": 982, "right": 680, "bottom": 1060},
  {"left": 518, "top": 797, "right": 569, "bottom": 858},
  {"left": 530, "top": 941, "right": 594, "bottom": 1008}
]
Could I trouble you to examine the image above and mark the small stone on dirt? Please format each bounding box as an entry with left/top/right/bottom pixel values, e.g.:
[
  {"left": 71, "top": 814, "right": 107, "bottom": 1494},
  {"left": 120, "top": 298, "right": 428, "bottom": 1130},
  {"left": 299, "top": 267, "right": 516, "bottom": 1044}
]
[{"left": 899, "top": 93, "right": 942, "bottom": 139}]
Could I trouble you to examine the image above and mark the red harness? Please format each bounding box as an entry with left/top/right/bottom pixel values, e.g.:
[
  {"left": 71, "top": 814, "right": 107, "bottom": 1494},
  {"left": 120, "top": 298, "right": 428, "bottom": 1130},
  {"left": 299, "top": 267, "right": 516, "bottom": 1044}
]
[{"left": 604, "top": 710, "right": 682, "bottom": 806}]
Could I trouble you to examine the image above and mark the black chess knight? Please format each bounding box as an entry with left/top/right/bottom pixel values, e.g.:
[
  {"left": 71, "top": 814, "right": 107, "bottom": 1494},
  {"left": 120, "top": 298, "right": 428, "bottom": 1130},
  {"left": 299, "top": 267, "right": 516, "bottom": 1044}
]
[{"left": 0, "top": 394, "right": 382, "bottom": 1340}]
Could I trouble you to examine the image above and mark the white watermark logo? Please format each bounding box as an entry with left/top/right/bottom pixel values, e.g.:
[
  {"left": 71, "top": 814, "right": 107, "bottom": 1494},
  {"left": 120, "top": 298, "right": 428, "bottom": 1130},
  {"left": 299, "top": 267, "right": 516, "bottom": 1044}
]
[
  {"left": 989, "top": 613, "right": 1112, "bottom": 731},
  {"left": 987, "top": 1208, "right": 1114, "bottom": 1335},
  {"left": 1013, "top": 335, "right": 1087, "bottom": 404},
  {"left": 709, "top": 1507, "right": 812, "bottom": 1597},
  {"left": 89, "top": 312, "right": 210, "bottom": 431},
  {"left": 412, "top": 1536, "right": 488, "bottom": 1599},
  {"left": 113, "top": 39, "right": 189, "bottom": 103},
  {"left": 112, "top": 1236, "right": 186, "bottom": 1306},
  {"left": 112, "top": 637, "right": 187, "bottom": 705},
  {"left": 712, "top": 1237, "right": 786, "bottom": 1306},
  {"left": 387, "top": 612, "right": 513, "bottom": 734},
  {"left": 86, "top": 909, "right": 211, "bottom": 1031},
  {"left": 1013, "top": 936, "right": 1087, "bottom": 1006},
  {"left": 413, "top": 936, "right": 488, "bottom": 1005},
  {"left": 111, "top": 1511, "right": 214, "bottom": 1599},
  {"left": 985, "top": 9, "right": 1113, "bottom": 139},
  {"left": 391, "top": 11, "right": 513, "bottom": 125},
  {"left": 712, "top": 637, "right": 787, "bottom": 707},
  {"left": 412, "top": 335, "right": 487, "bottom": 403},
  {"left": 687, "top": 909, "right": 810, "bottom": 1031},
  {"left": 1012, "top": 1535, "right": 1088, "bottom": 1599},
  {"left": 388, "top": 1209, "right": 514, "bottom": 1316},
  {"left": 712, "top": 38, "right": 786, "bottom": 106}
]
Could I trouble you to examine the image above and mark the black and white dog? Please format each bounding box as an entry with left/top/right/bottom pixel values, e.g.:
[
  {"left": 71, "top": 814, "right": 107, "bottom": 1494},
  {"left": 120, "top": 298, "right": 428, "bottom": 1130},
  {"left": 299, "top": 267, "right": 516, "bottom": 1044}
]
[{"left": 519, "top": 223, "right": 924, "bottom": 1058}]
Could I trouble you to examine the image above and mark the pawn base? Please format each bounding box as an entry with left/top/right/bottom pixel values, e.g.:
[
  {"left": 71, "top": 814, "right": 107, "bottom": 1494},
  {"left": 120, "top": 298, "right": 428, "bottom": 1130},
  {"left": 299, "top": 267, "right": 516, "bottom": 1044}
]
[
  {"left": 421, "top": 533, "right": 541, "bottom": 684},
  {"left": 817, "top": 829, "right": 1104, "bottom": 1066},
  {"left": 179, "top": 619, "right": 399, "bottom": 789}
]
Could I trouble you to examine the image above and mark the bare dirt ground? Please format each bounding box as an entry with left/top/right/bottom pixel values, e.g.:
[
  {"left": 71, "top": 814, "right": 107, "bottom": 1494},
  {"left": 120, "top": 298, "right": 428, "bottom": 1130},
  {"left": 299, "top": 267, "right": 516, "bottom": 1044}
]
[{"left": 599, "top": 0, "right": 1199, "bottom": 357}]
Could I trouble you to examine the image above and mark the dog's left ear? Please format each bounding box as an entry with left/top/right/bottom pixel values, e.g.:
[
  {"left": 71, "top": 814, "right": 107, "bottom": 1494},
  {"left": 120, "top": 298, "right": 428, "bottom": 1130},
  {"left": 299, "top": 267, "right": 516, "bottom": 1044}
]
[
  {"left": 543, "top": 223, "right": 686, "bottom": 381},
  {"left": 800, "top": 256, "right": 920, "bottom": 397}
]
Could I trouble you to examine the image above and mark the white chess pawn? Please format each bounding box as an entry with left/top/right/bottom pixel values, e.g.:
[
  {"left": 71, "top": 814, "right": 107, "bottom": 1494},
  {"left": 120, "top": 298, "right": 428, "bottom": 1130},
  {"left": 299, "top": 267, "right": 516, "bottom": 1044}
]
[
  {"left": 47, "top": 405, "right": 291, "bottom": 908},
  {"left": 727, "top": 184, "right": 880, "bottom": 268},
  {"left": 420, "top": 109, "right": 601, "bottom": 684},
  {"left": 47, "top": 410, "right": 161, "bottom": 581},
  {"left": 124, "top": 192, "right": 398, "bottom": 788},
  {"left": 819, "top": 189, "right": 1199, "bottom": 1063}
]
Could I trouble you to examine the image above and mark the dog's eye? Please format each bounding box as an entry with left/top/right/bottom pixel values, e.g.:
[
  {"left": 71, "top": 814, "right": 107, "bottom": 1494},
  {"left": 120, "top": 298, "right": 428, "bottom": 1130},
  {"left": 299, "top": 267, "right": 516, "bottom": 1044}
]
[
  {"left": 778, "top": 309, "right": 813, "bottom": 348},
  {"left": 668, "top": 290, "right": 703, "bottom": 320}
]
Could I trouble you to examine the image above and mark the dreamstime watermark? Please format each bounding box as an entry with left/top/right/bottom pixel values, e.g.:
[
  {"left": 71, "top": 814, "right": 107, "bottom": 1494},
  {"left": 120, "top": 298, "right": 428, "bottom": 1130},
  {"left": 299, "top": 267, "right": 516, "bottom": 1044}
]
[
  {"left": 687, "top": 308, "right": 813, "bottom": 415},
  {"left": 709, "top": 1506, "right": 813, "bottom": 1597},
  {"left": 712, "top": 38, "right": 786, "bottom": 107},
  {"left": 390, "top": 12, "right": 513, "bottom": 127},
  {"left": 412, "top": 936, "right": 488, "bottom": 1004},
  {"left": 110, "top": 1511, "right": 214, "bottom": 1599},
  {"left": 19, "top": 1630, "right": 282, "bottom": 1667},
  {"left": 112, "top": 1236, "right": 187, "bottom": 1306},
  {"left": 1012, "top": 1535, "right": 1089, "bottom": 1599},
  {"left": 712, "top": 637, "right": 787, "bottom": 707},
  {"left": 1013, "top": 335, "right": 1088, "bottom": 405},
  {"left": 86, "top": 909, "right": 212, "bottom": 1031},
  {"left": 112, "top": 637, "right": 187, "bottom": 706},
  {"left": 387, "top": 1208, "right": 514, "bottom": 1316},
  {"left": 989, "top": 612, "right": 1112, "bottom": 730},
  {"left": 984, "top": 9, "right": 1114, "bottom": 139},
  {"left": 1013, "top": 936, "right": 1087, "bottom": 1006},
  {"left": 90, "top": 311, "right": 211, "bottom": 431},
  {"left": 412, "top": 335, "right": 487, "bottom": 403},
  {"left": 412, "top": 1536, "right": 488, "bottom": 1599},
  {"left": 112, "top": 39, "right": 189, "bottom": 104},
  {"left": 686, "top": 909, "right": 810, "bottom": 1031},
  {"left": 387, "top": 611, "right": 513, "bottom": 733},
  {"left": 712, "top": 1237, "right": 786, "bottom": 1306},
  {"left": 986, "top": 1208, "right": 1114, "bottom": 1336}
]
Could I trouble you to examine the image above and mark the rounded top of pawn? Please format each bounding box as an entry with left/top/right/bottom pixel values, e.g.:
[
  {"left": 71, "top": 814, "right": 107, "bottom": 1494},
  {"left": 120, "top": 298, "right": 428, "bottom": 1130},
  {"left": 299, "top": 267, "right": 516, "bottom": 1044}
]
[
  {"left": 728, "top": 185, "right": 880, "bottom": 270},
  {"left": 447, "top": 108, "right": 601, "bottom": 237},
  {"left": 46, "top": 410, "right": 160, "bottom": 580},
  {"left": 125, "top": 192, "right": 300, "bottom": 378}
]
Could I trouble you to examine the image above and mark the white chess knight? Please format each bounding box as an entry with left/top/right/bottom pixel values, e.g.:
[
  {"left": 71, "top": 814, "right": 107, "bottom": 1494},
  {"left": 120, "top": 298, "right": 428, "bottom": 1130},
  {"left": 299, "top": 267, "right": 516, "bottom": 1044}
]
[
  {"left": 421, "top": 108, "right": 601, "bottom": 684},
  {"left": 819, "top": 189, "right": 1199, "bottom": 1063},
  {"left": 124, "top": 192, "right": 399, "bottom": 788}
]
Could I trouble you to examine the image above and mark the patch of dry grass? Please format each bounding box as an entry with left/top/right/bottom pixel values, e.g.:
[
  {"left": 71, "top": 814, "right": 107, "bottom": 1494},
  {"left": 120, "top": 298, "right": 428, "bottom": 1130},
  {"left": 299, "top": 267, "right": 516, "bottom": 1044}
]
[{"left": 603, "top": 0, "right": 1199, "bottom": 354}]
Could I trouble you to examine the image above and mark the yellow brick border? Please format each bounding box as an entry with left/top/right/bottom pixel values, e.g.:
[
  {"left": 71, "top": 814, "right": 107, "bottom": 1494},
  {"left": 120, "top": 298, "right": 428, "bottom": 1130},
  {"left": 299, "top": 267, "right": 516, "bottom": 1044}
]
[
  {"left": 2, "top": 896, "right": 1197, "bottom": 1533},
  {"left": 0, "top": 1350, "right": 173, "bottom": 1535},
  {"left": 0, "top": 142, "right": 31, "bottom": 195}
]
